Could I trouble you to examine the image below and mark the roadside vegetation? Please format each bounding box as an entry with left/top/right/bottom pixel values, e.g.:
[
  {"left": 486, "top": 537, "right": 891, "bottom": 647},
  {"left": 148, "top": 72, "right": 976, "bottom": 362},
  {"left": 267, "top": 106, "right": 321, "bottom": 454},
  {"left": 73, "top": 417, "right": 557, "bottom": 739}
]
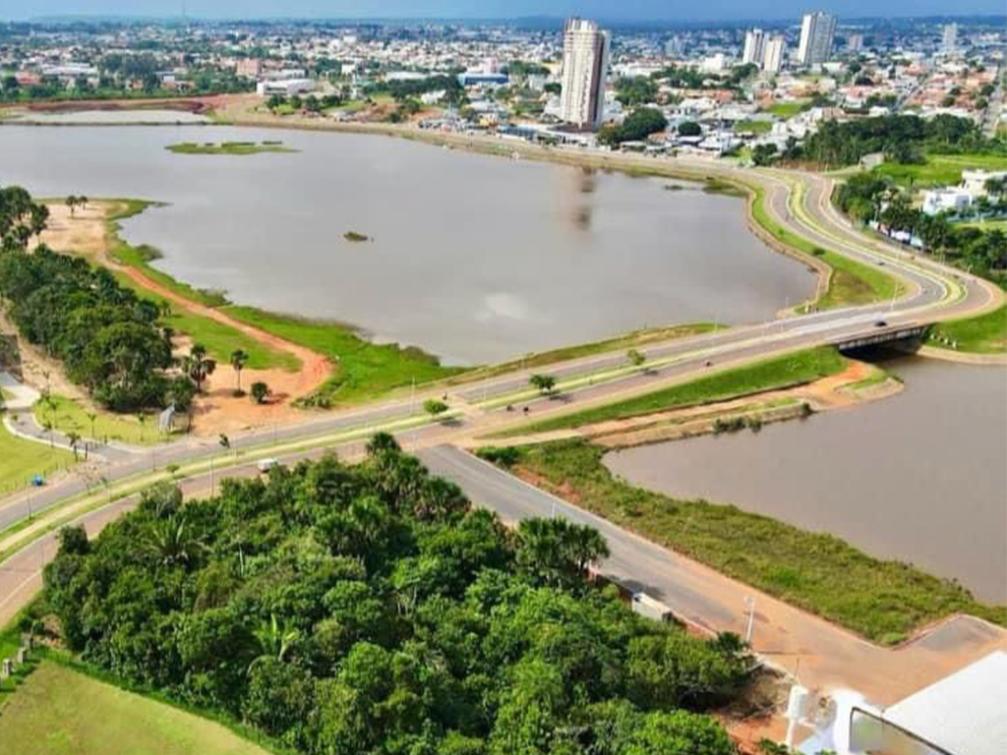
[
  {"left": 0, "top": 661, "right": 271, "bottom": 755},
  {"left": 0, "top": 420, "right": 74, "bottom": 494},
  {"left": 837, "top": 172, "right": 1006, "bottom": 285},
  {"left": 33, "top": 437, "right": 750, "bottom": 754},
  {"left": 454, "top": 323, "right": 722, "bottom": 384},
  {"left": 928, "top": 304, "right": 1007, "bottom": 354},
  {"left": 490, "top": 440, "right": 1006, "bottom": 644},
  {"left": 33, "top": 393, "right": 168, "bottom": 446},
  {"left": 166, "top": 140, "right": 297, "bottom": 156},
  {"left": 507, "top": 347, "right": 846, "bottom": 434}
]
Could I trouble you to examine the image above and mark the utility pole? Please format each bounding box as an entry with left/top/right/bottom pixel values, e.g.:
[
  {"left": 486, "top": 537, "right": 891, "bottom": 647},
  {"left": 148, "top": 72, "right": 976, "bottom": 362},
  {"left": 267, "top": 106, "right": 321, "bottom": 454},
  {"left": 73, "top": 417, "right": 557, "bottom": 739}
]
[{"left": 745, "top": 596, "right": 757, "bottom": 644}]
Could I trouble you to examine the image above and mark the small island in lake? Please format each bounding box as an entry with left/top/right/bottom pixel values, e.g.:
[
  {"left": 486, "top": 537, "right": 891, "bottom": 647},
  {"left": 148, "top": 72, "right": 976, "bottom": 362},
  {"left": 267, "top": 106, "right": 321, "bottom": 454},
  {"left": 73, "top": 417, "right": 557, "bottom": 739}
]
[
  {"left": 344, "top": 231, "right": 371, "bottom": 242},
  {"left": 166, "top": 140, "right": 297, "bottom": 155}
]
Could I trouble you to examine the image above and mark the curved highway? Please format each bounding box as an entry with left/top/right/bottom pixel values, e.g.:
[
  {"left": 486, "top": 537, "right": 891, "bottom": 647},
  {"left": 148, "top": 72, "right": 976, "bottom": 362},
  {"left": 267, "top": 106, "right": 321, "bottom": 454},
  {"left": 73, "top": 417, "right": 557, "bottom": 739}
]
[{"left": 0, "top": 161, "right": 1002, "bottom": 595}]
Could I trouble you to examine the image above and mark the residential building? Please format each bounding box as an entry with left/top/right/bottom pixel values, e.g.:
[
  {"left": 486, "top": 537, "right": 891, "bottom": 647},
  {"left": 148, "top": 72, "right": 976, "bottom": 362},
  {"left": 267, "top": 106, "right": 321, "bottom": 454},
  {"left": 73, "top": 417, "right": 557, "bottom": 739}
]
[
  {"left": 743, "top": 28, "right": 766, "bottom": 66},
  {"left": 846, "top": 33, "right": 864, "bottom": 52},
  {"left": 664, "top": 36, "right": 684, "bottom": 58},
  {"left": 763, "top": 36, "right": 786, "bottom": 73},
  {"left": 797, "top": 11, "right": 837, "bottom": 66},
  {"left": 922, "top": 188, "right": 972, "bottom": 216},
  {"left": 559, "top": 17, "right": 610, "bottom": 130},
  {"left": 942, "top": 23, "right": 958, "bottom": 54}
]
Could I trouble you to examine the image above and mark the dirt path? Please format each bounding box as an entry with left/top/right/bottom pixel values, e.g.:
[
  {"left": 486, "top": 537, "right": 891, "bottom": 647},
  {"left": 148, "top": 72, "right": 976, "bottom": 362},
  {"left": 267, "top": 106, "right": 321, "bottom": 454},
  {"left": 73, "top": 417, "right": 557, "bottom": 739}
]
[{"left": 38, "top": 202, "right": 333, "bottom": 434}]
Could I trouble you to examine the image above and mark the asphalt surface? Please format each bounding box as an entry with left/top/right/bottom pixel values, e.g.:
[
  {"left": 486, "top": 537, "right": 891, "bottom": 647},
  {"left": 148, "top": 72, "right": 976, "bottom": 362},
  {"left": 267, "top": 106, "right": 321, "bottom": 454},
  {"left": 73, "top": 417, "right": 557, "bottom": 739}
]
[{"left": 0, "top": 163, "right": 1002, "bottom": 658}]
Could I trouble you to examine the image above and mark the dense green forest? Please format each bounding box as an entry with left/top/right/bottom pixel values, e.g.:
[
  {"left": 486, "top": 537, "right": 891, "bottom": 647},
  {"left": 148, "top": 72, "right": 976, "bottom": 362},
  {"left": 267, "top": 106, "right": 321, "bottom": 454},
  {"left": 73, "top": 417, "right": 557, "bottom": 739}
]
[
  {"left": 801, "top": 114, "right": 999, "bottom": 167},
  {"left": 0, "top": 185, "right": 186, "bottom": 411},
  {"left": 42, "top": 435, "right": 751, "bottom": 755}
]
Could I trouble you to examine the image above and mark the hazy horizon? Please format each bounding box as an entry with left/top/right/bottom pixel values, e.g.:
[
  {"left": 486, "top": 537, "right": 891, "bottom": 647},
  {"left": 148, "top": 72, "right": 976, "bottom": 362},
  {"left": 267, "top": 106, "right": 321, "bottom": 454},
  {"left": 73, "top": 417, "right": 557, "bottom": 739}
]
[{"left": 4, "top": 1, "right": 1005, "bottom": 23}]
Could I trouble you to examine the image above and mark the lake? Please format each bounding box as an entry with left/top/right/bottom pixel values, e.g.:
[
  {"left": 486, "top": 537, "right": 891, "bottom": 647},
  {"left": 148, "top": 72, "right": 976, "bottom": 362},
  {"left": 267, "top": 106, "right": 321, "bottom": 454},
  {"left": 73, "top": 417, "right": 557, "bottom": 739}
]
[
  {"left": 604, "top": 356, "right": 1007, "bottom": 602},
  {"left": 1, "top": 124, "right": 814, "bottom": 364}
]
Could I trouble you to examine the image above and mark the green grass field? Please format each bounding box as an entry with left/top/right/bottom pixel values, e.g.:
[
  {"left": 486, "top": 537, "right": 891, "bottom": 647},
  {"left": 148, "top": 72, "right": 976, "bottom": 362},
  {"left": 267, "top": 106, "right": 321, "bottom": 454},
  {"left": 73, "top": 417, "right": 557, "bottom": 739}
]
[
  {"left": 873, "top": 152, "right": 1007, "bottom": 188},
  {"left": 503, "top": 440, "right": 1005, "bottom": 644},
  {"left": 166, "top": 141, "right": 296, "bottom": 156},
  {"left": 763, "top": 101, "right": 808, "bottom": 118},
  {"left": 0, "top": 661, "right": 270, "bottom": 755},
  {"left": 929, "top": 305, "right": 1007, "bottom": 354},
  {"left": 224, "top": 306, "right": 464, "bottom": 406},
  {"left": 733, "top": 119, "right": 773, "bottom": 134},
  {"left": 509, "top": 347, "right": 847, "bottom": 434},
  {"left": 0, "top": 420, "right": 74, "bottom": 494},
  {"left": 33, "top": 394, "right": 168, "bottom": 446}
]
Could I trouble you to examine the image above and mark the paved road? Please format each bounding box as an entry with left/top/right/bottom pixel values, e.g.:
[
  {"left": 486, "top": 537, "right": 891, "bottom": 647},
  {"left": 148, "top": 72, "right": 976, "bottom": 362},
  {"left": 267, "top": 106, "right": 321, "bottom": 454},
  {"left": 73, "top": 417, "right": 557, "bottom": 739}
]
[
  {"left": 0, "top": 161, "right": 1002, "bottom": 698},
  {"left": 418, "top": 445, "right": 1007, "bottom": 705}
]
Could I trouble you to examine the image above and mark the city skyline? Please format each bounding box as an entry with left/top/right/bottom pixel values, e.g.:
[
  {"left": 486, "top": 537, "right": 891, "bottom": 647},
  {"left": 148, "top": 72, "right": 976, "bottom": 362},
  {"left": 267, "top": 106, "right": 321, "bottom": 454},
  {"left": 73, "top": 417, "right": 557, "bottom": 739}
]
[{"left": 5, "top": 0, "right": 1007, "bottom": 22}]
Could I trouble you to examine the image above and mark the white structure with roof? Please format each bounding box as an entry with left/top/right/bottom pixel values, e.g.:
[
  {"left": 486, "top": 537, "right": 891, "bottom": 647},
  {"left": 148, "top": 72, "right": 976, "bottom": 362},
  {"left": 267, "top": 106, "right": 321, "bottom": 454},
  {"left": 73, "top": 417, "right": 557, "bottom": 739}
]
[{"left": 798, "top": 651, "right": 1007, "bottom": 755}]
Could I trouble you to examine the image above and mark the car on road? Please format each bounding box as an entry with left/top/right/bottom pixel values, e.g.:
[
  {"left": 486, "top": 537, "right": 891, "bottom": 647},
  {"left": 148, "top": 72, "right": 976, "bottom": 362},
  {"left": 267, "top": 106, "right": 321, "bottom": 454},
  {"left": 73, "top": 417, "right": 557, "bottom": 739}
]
[
  {"left": 874, "top": 320, "right": 888, "bottom": 328},
  {"left": 257, "top": 458, "right": 280, "bottom": 473}
]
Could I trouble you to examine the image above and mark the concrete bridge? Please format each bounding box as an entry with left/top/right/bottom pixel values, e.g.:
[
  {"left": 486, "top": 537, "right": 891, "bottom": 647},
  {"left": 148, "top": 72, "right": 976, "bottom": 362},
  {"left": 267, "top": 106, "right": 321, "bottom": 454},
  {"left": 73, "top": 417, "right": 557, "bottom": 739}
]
[{"left": 831, "top": 323, "right": 930, "bottom": 353}]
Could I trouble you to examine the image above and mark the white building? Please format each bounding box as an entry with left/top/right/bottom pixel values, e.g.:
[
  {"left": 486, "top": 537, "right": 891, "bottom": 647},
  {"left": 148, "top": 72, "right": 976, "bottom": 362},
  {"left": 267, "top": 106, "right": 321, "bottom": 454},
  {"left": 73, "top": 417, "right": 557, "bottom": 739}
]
[
  {"left": 921, "top": 188, "right": 972, "bottom": 216},
  {"left": 846, "top": 33, "right": 864, "bottom": 52},
  {"left": 664, "top": 36, "right": 684, "bottom": 58},
  {"left": 559, "top": 17, "right": 610, "bottom": 130},
  {"left": 942, "top": 23, "right": 958, "bottom": 54},
  {"left": 961, "top": 169, "right": 1007, "bottom": 196},
  {"left": 797, "top": 11, "right": 837, "bottom": 66},
  {"left": 763, "top": 36, "right": 786, "bottom": 74},
  {"left": 798, "top": 651, "right": 1007, "bottom": 755},
  {"left": 743, "top": 29, "right": 766, "bottom": 66},
  {"left": 256, "top": 78, "right": 315, "bottom": 96}
]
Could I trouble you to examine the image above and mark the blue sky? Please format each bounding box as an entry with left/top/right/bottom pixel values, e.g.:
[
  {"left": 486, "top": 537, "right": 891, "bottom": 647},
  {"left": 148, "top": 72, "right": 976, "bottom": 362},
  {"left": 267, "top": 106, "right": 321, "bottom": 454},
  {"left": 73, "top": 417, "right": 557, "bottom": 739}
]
[{"left": 5, "top": 0, "right": 1004, "bottom": 22}]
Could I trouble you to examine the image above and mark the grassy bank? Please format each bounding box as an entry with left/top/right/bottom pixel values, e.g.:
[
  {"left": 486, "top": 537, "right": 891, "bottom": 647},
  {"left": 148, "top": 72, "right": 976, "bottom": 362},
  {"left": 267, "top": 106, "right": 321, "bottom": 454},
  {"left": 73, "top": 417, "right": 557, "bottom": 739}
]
[
  {"left": 166, "top": 140, "right": 296, "bottom": 155},
  {"left": 509, "top": 347, "right": 846, "bottom": 434},
  {"left": 501, "top": 440, "right": 1005, "bottom": 643},
  {"left": 929, "top": 304, "right": 1007, "bottom": 354},
  {"left": 101, "top": 200, "right": 460, "bottom": 403},
  {"left": 749, "top": 186, "right": 900, "bottom": 309},
  {"left": 0, "top": 661, "right": 272, "bottom": 755},
  {"left": 0, "top": 420, "right": 74, "bottom": 494},
  {"left": 224, "top": 306, "right": 464, "bottom": 406}
]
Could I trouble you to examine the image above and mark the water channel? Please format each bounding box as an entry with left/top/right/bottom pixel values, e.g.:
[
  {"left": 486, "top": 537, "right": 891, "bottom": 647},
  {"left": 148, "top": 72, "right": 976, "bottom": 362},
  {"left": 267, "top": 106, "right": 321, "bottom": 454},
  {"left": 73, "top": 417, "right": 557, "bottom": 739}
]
[{"left": 604, "top": 356, "right": 1007, "bottom": 602}]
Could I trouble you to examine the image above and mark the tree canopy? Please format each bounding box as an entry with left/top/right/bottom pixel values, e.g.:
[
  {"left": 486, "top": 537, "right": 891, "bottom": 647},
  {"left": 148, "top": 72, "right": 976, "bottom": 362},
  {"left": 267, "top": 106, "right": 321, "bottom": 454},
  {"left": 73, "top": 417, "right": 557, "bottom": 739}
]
[{"left": 43, "top": 439, "right": 751, "bottom": 755}]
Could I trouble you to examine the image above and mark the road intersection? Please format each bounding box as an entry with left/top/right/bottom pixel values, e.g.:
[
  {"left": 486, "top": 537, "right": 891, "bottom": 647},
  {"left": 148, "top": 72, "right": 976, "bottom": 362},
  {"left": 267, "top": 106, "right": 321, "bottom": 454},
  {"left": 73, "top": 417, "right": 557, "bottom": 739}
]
[{"left": 1, "top": 161, "right": 1003, "bottom": 702}]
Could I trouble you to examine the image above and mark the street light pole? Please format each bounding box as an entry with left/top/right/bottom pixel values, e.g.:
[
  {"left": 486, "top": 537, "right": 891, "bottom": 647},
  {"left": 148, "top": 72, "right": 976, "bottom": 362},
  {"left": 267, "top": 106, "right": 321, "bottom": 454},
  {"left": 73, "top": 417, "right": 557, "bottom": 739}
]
[{"left": 745, "top": 596, "right": 757, "bottom": 644}]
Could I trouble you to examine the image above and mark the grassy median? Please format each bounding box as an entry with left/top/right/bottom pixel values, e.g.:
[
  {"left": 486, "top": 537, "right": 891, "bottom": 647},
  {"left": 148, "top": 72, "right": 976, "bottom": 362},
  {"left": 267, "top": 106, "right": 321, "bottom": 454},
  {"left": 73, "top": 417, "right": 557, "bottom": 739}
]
[
  {"left": 509, "top": 347, "right": 846, "bottom": 435},
  {"left": 749, "top": 185, "right": 900, "bottom": 309},
  {"left": 499, "top": 439, "right": 1006, "bottom": 644}
]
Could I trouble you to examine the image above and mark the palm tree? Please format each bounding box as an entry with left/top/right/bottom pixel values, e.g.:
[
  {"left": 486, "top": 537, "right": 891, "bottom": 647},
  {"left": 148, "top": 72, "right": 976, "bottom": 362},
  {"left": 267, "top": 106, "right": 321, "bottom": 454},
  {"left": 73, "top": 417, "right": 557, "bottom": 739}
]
[
  {"left": 184, "top": 344, "right": 216, "bottom": 393},
  {"left": 230, "top": 349, "right": 249, "bottom": 395},
  {"left": 66, "top": 431, "right": 81, "bottom": 461},
  {"left": 85, "top": 411, "right": 98, "bottom": 441}
]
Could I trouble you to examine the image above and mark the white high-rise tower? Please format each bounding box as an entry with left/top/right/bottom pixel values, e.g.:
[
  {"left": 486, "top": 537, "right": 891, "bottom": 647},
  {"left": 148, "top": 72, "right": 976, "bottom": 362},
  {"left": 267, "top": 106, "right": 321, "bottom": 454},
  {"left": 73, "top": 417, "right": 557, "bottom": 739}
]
[
  {"left": 942, "top": 23, "right": 958, "bottom": 54},
  {"left": 559, "top": 18, "right": 610, "bottom": 130},
  {"left": 762, "top": 35, "right": 786, "bottom": 74},
  {"left": 797, "top": 11, "right": 837, "bottom": 66},
  {"left": 743, "top": 29, "right": 766, "bottom": 66}
]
